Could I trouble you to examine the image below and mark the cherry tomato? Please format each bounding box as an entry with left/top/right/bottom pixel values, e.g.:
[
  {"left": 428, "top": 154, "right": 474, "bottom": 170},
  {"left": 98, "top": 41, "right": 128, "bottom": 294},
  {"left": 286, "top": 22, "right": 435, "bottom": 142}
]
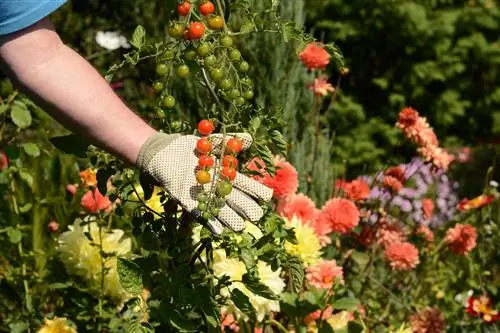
[
  {"left": 188, "top": 22, "right": 206, "bottom": 40},
  {"left": 210, "top": 68, "right": 224, "bottom": 82},
  {"left": 202, "top": 212, "right": 211, "bottom": 220},
  {"left": 210, "top": 207, "right": 220, "bottom": 216},
  {"left": 221, "top": 166, "right": 237, "bottom": 181},
  {"left": 222, "top": 155, "right": 238, "bottom": 168},
  {"left": 239, "top": 61, "right": 249, "bottom": 72},
  {"left": 169, "top": 23, "right": 185, "bottom": 38},
  {"left": 156, "top": 63, "right": 169, "bottom": 76},
  {"left": 184, "top": 49, "right": 197, "bottom": 61},
  {"left": 204, "top": 55, "right": 217, "bottom": 66},
  {"left": 196, "top": 137, "right": 213, "bottom": 154},
  {"left": 229, "top": 88, "right": 240, "bottom": 99},
  {"left": 177, "top": 65, "right": 190, "bottom": 78},
  {"left": 199, "top": 1, "right": 215, "bottom": 16},
  {"left": 196, "top": 170, "right": 211, "bottom": 184},
  {"left": 162, "top": 50, "right": 175, "bottom": 61},
  {"left": 226, "top": 138, "right": 243, "bottom": 153},
  {"left": 244, "top": 90, "right": 254, "bottom": 100},
  {"left": 197, "top": 192, "right": 208, "bottom": 202},
  {"left": 162, "top": 95, "right": 176, "bottom": 108},
  {"left": 220, "top": 35, "right": 233, "bottom": 47},
  {"left": 198, "top": 155, "right": 214, "bottom": 168},
  {"left": 197, "top": 43, "right": 211, "bottom": 57},
  {"left": 197, "top": 119, "right": 215, "bottom": 135},
  {"left": 156, "top": 108, "right": 165, "bottom": 119},
  {"left": 216, "top": 181, "right": 232, "bottom": 196},
  {"left": 241, "top": 77, "right": 253, "bottom": 86},
  {"left": 207, "top": 15, "right": 224, "bottom": 30},
  {"left": 229, "top": 49, "right": 241, "bottom": 61},
  {"left": 152, "top": 81, "right": 164, "bottom": 92},
  {"left": 177, "top": 1, "right": 191, "bottom": 16},
  {"left": 219, "top": 78, "right": 232, "bottom": 91},
  {"left": 183, "top": 29, "right": 191, "bottom": 40},
  {"left": 197, "top": 202, "right": 208, "bottom": 211},
  {"left": 235, "top": 97, "right": 245, "bottom": 106}
]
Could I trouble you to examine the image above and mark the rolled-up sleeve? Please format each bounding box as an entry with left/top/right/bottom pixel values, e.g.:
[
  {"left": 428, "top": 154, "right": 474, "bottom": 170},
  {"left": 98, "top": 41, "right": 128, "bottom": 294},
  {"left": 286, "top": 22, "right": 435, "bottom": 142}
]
[{"left": 0, "top": 0, "right": 67, "bottom": 35}]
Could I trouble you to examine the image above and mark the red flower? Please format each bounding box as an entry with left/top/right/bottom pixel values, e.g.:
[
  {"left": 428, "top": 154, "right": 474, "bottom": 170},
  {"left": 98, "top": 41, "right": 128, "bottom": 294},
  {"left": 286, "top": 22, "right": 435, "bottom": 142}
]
[
  {"left": 336, "top": 178, "right": 370, "bottom": 201},
  {"left": 0, "top": 152, "right": 8, "bottom": 170},
  {"left": 466, "top": 295, "right": 499, "bottom": 323},
  {"left": 397, "top": 107, "right": 419, "bottom": 128},
  {"left": 384, "top": 166, "right": 405, "bottom": 183},
  {"left": 444, "top": 223, "right": 477, "bottom": 255},
  {"left": 421, "top": 198, "right": 434, "bottom": 220},
  {"left": 457, "top": 194, "right": 495, "bottom": 211},
  {"left": 384, "top": 242, "right": 420, "bottom": 271},
  {"left": 317, "top": 198, "right": 360, "bottom": 234},
  {"left": 416, "top": 225, "right": 434, "bottom": 242},
  {"left": 383, "top": 176, "right": 403, "bottom": 193},
  {"left": 299, "top": 43, "right": 331, "bottom": 70},
  {"left": 277, "top": 193, "right": 318, "bottom": 222},
  {"left": 81, "top": 189, "right": 112, "bottom": 213},
  {"left": 48, "top": 221, "right": 59, "bottom": 233},
  {"left": 247, "top": 156, "right": 298, "bottom": 199}
]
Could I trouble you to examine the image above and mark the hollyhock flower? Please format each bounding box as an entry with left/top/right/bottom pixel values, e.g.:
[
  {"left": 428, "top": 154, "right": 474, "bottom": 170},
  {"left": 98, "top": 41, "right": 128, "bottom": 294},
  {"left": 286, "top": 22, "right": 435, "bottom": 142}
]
[
  {"left": 418, "top": 146, "right": 454, "bottom": 171},
  {"left": 277, "top": 193, "right": 318, "bottom": 222},
  {"left": 48, "top": 221, "right": 59, "bottom": 233},
  {"left": 95, "top": 31, "right": 130, "bottom": 50},
  {"left": 336, "top": 178, "right": 370, "bottom": 201},
  {"left": 384, "top": 166, "right": 405, "bottom": 183},
  {"left": 306, "top": 260, "right": 343, "bottom": 289},
  {"left": 284, "top": 216, "right": 322, "bottom": 266},
  {"left": 247, "top": 157, "right": 298, "bottom": 199},
  {"left": 421, "top": 198, "right": 434, "bottom": 220},
  {"left": 444, "top": 224, "right": 477, "bottom": 255},
  {"left": 317, "top": 198, "right": 360, "bottom": 234},
  {"left": 81, "top": 189, "right": 112, "bottom": 213},
  {"left": 304, "top": 306, "right": 333, "bottom": 325},
  {"left": 0, "top": 152, "right": 8, "bottom": 170},
  {"left": 466, "top": 295, "right": 499, "bottom": 323},
  {"left": 409, "top": 308, "right": 445, "bottom": 333},
  {"left": 457, "top": 194, "right": 495, "bottom": 211},
  {"left": 397, "top": 107, "right": 419, "bottom": 128},
  {"left": 309, "top": 76, "right": 335, "bottom": 96},
  {"left": 299, "top": 42, "right": 331, "bottom": 70},
  {"left": 416, "top": 225, "right": 434, "bottom": 242},
  {"left": 384, "top": 242, "right": 419, "bottom": 271},
  {"left": 79, "top": 168, "right": 97, "bottom": 188},
  {"left": 383, "top": 176, "right": 403, "bottom": 193},
  {"left": 58, "top": 219, "right": 132, "bottom": 303},
  {"left": 66, "top": 184, "right": 78, "bottom": 196},
  {"left": 37, "top": 317, "right": 76, "bottom": 333}
]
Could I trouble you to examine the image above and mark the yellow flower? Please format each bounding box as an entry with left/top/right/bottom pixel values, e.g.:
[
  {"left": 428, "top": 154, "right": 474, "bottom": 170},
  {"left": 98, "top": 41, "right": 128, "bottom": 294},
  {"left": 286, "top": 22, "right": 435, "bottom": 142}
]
[
  {"left": 79, "top": 168, "right": 97, "bottom": 188},
  {"left": 57, "top": 218, "right": 132, "bottom": 304},
  {"left": 131, "top": 185, "right": 164, "bottom": 217},
  {"left": 284, "top": 216, "right": 322, "bottom": 266},
  {"left": 38, "top": 317, "right": 76, "bottom": 333},
  {"left": 212, "top": 250, "right": 285, "bottom": 322},
  {"left": 326, "top": 311, "right": 350, "bottom": 330}
]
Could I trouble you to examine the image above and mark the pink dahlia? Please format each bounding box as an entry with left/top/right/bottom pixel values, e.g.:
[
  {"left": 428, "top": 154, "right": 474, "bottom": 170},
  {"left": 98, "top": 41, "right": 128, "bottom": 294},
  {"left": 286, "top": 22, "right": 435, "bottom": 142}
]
[
  {"left": 384, "top": 242, "right": 420, "bottom": 271},
  {"left": 309, "top": 76, "right": 335, "bottom": 96},
  {"left": 277, "top": 193, "right": 318, "bottom": 222},
  {"left": 317, "top": 198, "right": 360, "bottom": 234},
  {"left": 376, "top": 220, "right": 406, "bottom": 248},
  {"left": 299, "top": 43, "right": 331, "bottom": 70},
  {"left": 444, "top": 223, "right": 477, "bottom": 255},
  {"left": 336, "top": 178, "right": 370, "bottom": 201},
  {"left": 306, "top": 259, "right": 344, "bottom": 289},
  {"left": 81, "top": 189, "right": 112, "bottom": 213},
  {"left": 246, "top": 156, "right": 298, "bottom": 199}
]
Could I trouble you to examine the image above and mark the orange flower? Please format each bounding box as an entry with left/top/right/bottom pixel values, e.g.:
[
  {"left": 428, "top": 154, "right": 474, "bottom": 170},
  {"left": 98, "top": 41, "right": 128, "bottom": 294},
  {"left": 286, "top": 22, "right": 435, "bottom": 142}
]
[
  {"left": 79, "top": 168, "right": 97, "bottom": 188},
  {"left": 376, "top": 220, "right": 406, "bottom": 248},
  {"left": 247, "top": 156, "right": 298, "bottom": 199},
  {"left": 309, "top": 76, "right": 335, "bottom": 96},
  {"left": 466, "top": 295, "right": 499, "bottom": 323},
  {"left": 81, "top": 189, "right": 112, "bottom": 213},
  {"left": 299, "top": 43, "right": 331, "bottom": 70},
  {"left": 444, "top": 223, "right": 477, "bottom": 255},
  {"left": 421, "top": 198, "right": 434, "bottom": 220},
  {"left": 416, "top": 225, "right": 434, "bottom": 242},
  {"left": 383, "top": 176, "right": 403, "bottom": 193},
  {"left": 384, "top": 166, "right": 405, "bottom": 183},
  {"left": 317, "top": 198, "right": 360, "bottom": 234},
  {"left": 277, "top": 193, "right": 318, "bottom": 222},
  {"left": 304, "top": 306, "right": 333, "bottom": 325},
  {"left": 306, "top": 260, "right": 343, "bottom": 289},
  {"left": 336, "top": 178, "right": 370, "bottom": 201},
  {"left": 457, "top": 194, "right": 495, "bottom": 211},
  {"left": 384, "top": 242, "right": 419, "bottom": 271}
]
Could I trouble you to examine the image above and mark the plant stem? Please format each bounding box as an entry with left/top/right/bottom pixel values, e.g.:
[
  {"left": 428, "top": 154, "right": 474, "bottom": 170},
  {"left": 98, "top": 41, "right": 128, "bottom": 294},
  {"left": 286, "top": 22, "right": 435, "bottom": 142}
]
[
  {"left": 265, "top": 319, "right": 288, "bottom": 333},
  {"left": 97, "top": 221, "right": 105, "bottom": 331},
  {"left": 215, "top": 0, "right": 229, "bottom": 33}
]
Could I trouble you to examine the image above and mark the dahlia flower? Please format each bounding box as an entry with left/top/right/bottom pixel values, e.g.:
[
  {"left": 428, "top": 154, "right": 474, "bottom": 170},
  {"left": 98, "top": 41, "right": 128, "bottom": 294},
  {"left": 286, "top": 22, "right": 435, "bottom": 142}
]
[
  {"left": 284, "top": 216, "right": 322, "bottom": 266},
  {"left": 57, "top": 219, "right": 132, "bottom": 303},
  {"left": 277, "top": 193, "right": 318, "bottom": 222},
  {"left": 416, "top": 225, "right": 434, "bottom": 242},
  {"left": 409, "top": 308, "right": 445, "bottom": 333},
  {"left": 317, "top": 198, "right": 360, "bottom": 234},
  {"left": 383, "top": 176, "right": 403, "bottom": 193},
  {"left": 421, "top": 198, "right": 434, "bottom": 220},
  {"left": 384, "top": 166, "right": 405, "bottom": 183},
  {"left": 336, "top": 178, "right": 370, "bottom": 201},
  {"left": 306, "top": 259, "right": 343, "bottom": 289},
  {"left": 466, "top": 295, "right": 499, "bottom": 323},
  {"left": 37, "top": 317, "right": 76, "bottom": 333},
  {"left": 376, "top": 220, "right": 406, "bottom": 248},
  {"left": 384, "top": 242, "right": 419, "bottom": 271},
  {"left": 309, "top": 76, "right": 335, "bottom": 96},
  {"left": 131, "top": 185, "right": 165, "bottom": 217},
  {"left": 444, "top": 223, "right": 477, "bottom": 255},
  {"left": 299, "top": 43, "right": 331, "bottom": 70},
  {"left": 247, "top": 156, "right": 298, "bottom": 199}
]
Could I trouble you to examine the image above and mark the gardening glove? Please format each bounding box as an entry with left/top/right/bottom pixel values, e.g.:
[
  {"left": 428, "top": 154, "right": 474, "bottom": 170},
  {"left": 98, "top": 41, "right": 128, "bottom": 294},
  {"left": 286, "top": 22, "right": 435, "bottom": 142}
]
[{"left": 136, "top": 132, "right": 273, "bottom": 235}]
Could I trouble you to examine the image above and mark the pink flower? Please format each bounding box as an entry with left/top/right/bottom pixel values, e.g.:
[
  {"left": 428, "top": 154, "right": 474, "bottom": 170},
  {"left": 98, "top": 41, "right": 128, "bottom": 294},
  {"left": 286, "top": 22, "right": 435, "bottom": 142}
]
[
  {"left": 221, "top": 311, "right": 239, "bottom": 332},
  {"left": 416, "top": 225, "right": 434, "bottom": 242},
  {"left": 0, "top": 152, "right": 8, "bottom": 170},
  {"left": 299, "top": 43, "right": 331, "bottom": 70},
  {"left": 306, "top": 260, "right": 344, "bottom": 289},
  {"left": 384, "top": 242, "right": 420, "bottom": 271},
  {"left": 310, "top": 217, "right": 333, "bottom": 246},
  {"left": 81, "top": 189, "right": 112, "bottom": 213},
  {"left": 444, "top": 223, "right": 477, "bottom": 255},
  {"left": 457, "top": 147, "right": 471, "bottom": 162},
  {"left": 376, "top": 220, "right": 406, "bottom": 248},
  {"left": 336, "top": 178, "right": 370, "bottom": 201},
  {"left": 309, "top": 76, "right": 335, "bottom": 96},
  {"left": 247, "top": 156, "right": 298, "bottom": 199},
  {"left": 277, "top": 193, "right": 318, "bottom": 222},
  {"left": 66, "top": 184, "right": 78, "bottom": 196},
  {"left": 421, "top": 198, "right": 434, "bottom": 220},
  {"left": 317, "top": 198, "right": 360, "bottom": 234},
  {"left": 48, "top": 221, "right": 59, "bottom": 233},
  {"left": 304, "top": 306, "right": 333, "bottom": 325}
]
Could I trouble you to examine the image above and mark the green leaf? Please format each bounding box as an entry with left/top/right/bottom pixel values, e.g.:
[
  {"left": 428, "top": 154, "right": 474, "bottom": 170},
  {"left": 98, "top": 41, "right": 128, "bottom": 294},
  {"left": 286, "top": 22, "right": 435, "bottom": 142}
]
[
  {"left": 117, "top": 258, "right": 143, "bottom": 295},
  {"left": 0, "top": 104, "right": 9, "bottom": 116},
  {"left": 19, "top": 203, "right": 32, "bottom": 213},
  {"left": 240, "top": 248, "right": 257, "bottom": 270},
  {"left": 351, "top": 251, "right": 369, "bottom": 269},
  {"left": 50, "top": 134, "right": 90, "bottom": 158},
  {"left": 231, "top": 289, "right": 256, "bottom": 318},
  {"left": 9, "top": 321, "right": 28, "bottom": 333},
  {"left": 22, "top": 143, "right": 40, "bottom": 157},
  {"left": 287, "top": 256, "right": 304, "bottom": 292},
  {"left": 242, "top": 273, "right": 279, "bottom": 300},
  {"left": 10, "top": 105, "right": 32, "bottom": 129},
  {"left": 131, "top": 25, "right": 146, "bottom": 49},
  {"left": 19, "top": 171, "right": 34, "bottom": 188},
  {"left": 7, "top": 227, "right": 23, "bottom": 244},
  {"left": 331, "top": 297, "right": 360, "bottom": 311},
  {"left": 240, "top": 20, "right": 256, "bottom": 34}
]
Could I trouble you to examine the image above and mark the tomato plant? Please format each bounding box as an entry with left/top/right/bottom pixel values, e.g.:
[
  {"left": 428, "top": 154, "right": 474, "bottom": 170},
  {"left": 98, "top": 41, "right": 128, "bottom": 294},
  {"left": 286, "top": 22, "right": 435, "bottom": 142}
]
[
  {"left": 207, "top": 15, "right": 224, "bottom": 30},
  {"left": 226, "top": 138, "right": 242, "bottom": 153},
  {"left": 199, "top": 1, "right": 215, "bottom": 16},
  {"left": 196, "top": 169, "right": 211, "bottom": 184},
  {"left": 198, "top": 155, "right": 215, "bottom": 168},
  {"left": 188, "top": 22, "right": 205, "bottom": 40}
]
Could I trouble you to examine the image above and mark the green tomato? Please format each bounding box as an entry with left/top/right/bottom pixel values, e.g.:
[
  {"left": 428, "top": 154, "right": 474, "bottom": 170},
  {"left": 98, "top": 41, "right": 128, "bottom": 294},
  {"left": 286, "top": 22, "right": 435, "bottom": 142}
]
[
  {"left": 241, "top": 77, "right": 253, "bottom": 86},
  {"left": 163, "top": 50, "right": 175, "bottom": 61},
  {"left": 177, "top": 65, "right": 190, "bottom": 78},
  {"left": 220, "top": 35, "right": 233, "bottom": 47},
  {"left": 210, "top": 207, "right": 220, "bottom": 217},
  {"left": 197, "top": 202, "right": 208, "bottom": 212},
  {"left": 229, "top": 49, "right": 241, "bottom": 62},
  {"left": 238, "top": 61, "right": 249, "bottom": 73},
  {"left": 156, "top": 63, "right": 169, "bottom": 76},
  {"left": 243, "top": 90, "right": 254, "bottom": 100},
  {"left": 202, "top": 212, "right": 211, "bottom": 220},
  {"left": 229, "top": 88, "right": 240, "bottom": 99},
  {"left": 152, "top": 81, "right": 164, "bottom": 92},
  {"left": 216, "top": 181, "right": 232, "bottom": 197},
  {"left": 210, "top": 68, "right": 224, "bottom": 82},
  {"left": 162, "top": 95, "right": 176, "bottom": 108},
  {"left": 216, "top": 197, "right": 227, "bottom": 208},
  {"left": 197, "top": 43, "right": 211, "bottom": 57},
  {"left": 184, "top": 50, "right": 197, "bottom": 61},
  {"left": 235, "top": 97, "right": 245, "bottom": 106},
  {"left": 204, "top": 55, "right": 217, "bottom": 67},
  {"left": 197, "top": 193, "right": 208, "bottom": 202},
  {"left": 219, "top": 78, "right": 232, "bottom": 91},
  {"left": 156, "top": 108, "right": 165, "bottom": 119},
  {"left": 169, "top": 23, "right": 184, "bottom": 38}
]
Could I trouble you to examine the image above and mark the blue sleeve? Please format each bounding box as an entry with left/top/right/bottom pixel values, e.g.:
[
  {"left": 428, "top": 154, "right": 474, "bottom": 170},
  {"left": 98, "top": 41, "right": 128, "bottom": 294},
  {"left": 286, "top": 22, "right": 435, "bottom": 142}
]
[{"left": 0, "top": 0, "right": 67, "bottom": 35}]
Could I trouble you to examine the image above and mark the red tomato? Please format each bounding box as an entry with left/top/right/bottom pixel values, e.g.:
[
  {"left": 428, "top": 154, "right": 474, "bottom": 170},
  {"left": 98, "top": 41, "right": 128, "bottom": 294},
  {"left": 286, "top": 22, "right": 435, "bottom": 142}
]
[
  {"left": 188, "top": 22, "right": 206, "bottom": 40},
  {"left": 222, "top": 155, "right": 238, "bottom": 168},
  {"left": 197, "top": 119, "right": 215, "bottom": 135},
  {"left": 226, "top": 138, "right": 243, "bottom": 154},
  {"left": 199, "top": 1, "right": 215, "bottom": 15},
  {"left": 198, "top": 155, "right": 214, "bottom": 168},
  {"left": 196, "top": 137, "right": 213, "bottom": 154},
  {"left": 220, "top": 166, "right": 237, "bottom": 181},
  {"left": 177, "top": 1, "right": 191, "bottom": 16},
  {"left": 196, "top": 170, "right": 211, "bottom": 184}
]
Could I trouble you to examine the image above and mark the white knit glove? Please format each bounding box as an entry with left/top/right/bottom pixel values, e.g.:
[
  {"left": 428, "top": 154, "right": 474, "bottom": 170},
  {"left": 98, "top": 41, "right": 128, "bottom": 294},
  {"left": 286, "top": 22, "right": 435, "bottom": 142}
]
[{"left": 136, "top": 132, "right": 273, "bottom": 234}]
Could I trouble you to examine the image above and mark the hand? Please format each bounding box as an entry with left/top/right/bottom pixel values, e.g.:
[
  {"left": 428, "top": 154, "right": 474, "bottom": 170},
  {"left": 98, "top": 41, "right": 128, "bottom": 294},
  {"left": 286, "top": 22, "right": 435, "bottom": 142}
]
[{"left": 137, "top": 132, "right": 273, "bottom": 234}]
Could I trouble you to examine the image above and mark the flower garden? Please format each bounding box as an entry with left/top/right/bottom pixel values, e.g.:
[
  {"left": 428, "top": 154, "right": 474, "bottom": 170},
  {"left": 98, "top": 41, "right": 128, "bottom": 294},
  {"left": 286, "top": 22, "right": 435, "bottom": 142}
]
[{"left": 0, "top": 1, "right": 499, "bottom": 332}]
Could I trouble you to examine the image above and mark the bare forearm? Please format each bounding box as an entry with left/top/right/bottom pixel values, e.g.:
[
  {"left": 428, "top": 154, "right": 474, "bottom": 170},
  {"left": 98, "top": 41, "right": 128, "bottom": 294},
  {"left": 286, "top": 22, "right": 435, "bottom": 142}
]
[{"left": 0, "top": 19, "right": 155, "bottom": 165}]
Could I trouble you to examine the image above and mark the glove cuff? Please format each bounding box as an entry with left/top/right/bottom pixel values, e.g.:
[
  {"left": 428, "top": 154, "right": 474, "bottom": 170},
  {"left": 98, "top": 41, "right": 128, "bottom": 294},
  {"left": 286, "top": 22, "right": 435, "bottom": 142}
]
[{"left": 136, "top": 132, "right": 180, "bottom": 171}]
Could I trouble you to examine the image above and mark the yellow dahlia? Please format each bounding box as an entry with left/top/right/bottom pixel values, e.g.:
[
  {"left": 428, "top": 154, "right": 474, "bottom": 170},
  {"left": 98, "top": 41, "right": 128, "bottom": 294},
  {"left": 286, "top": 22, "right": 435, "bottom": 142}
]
[
  {"left": 131, "top": 185, "right": 164, "bottom": 217},
  {"left": 326, "top": 311, "right": 350, "bottom": 330},
  {"left": 284, "top": 216, "right": 322, "bottom": 266},
  {"left": 38, "top": 317, "right": 76, "bottom": 333},
  {"left": 57, "top": 218, "right": 132, "bottom": 303}
]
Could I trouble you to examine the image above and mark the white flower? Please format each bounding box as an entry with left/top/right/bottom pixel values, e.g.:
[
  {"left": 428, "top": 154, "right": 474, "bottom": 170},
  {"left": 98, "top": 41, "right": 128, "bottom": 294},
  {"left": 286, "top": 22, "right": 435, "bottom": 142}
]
[
  {"left": 95, "top": 31, "right": 130, "bottom": 50},
  {"left": 454, "top": 290, "right": 473, "bottom": 307},
  {"left": 489, "top": 180, "right": 499, "bottom": 188}
]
